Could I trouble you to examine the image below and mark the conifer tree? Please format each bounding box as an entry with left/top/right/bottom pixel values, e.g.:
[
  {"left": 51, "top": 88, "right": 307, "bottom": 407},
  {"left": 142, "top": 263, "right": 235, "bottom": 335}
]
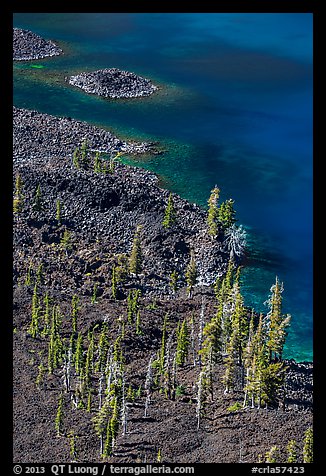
[
  {"left": 93, "top": 397, "right": 112, "bottom": 457},
  {"left": 71, "top": 294, "right": 79, "bottom": 334},
  {"left": 207, "top": 186, "right": 220, "bottom": 237},
  {"left": 169, "top": 270, "right": 179, "bottom": 294},
  {"left": 24, "top": 261, "right": 33, "bottom": 286},
  {"left": 96, "top": 322, "right": 109, "bottom": 373},
  {"left": 72, "top": 147, "right": 80, "bottom": 169},
  {"left": 32, "top": 184, "right": 43, "bottom": 212},
  {"left": 176, "top": 319, "right": 190, "bottom": 367},
  {"left": 287, "top": 439, "right": 298, "bottom": 463},
  {"left": 265, "top": 277, "right": 291, "bottom": 362},
  {"left": 29, "top": 283, "right": 40, "bottom": 338},
  {"left": 303, "top": 427, "right": 313, "bottom": 463},
  {"left": 35, "top": 362, "right": 45, "bottom": 389},
  {"left": 129, "top": 225, "right": 143, "bottom": 276},
  {"left": 218, "top": 198, "right": 236, "bottom": 229},
  {"left": 13, "top": 173, "right": 24, "bottom": 214},
  {"left": 91, "top": 283, "right": 98, "bottom": 304},
  {"left": 162, "top": 192, "right": 176, "bottom": 228},
  {"left": 265, "top": 446, "right": 279, "bottom": 463},
  {"left": 60, "top": 228, "right": 72, "bottom": 254},
  {"left": 185, "top": 251, "right": 197, "bottom": 298},
  {"left": 80, "top": 140, "right": 88, "bottom": 167},
  {"left": 68, "top": 430, "right": 77, "bottom": 462}
]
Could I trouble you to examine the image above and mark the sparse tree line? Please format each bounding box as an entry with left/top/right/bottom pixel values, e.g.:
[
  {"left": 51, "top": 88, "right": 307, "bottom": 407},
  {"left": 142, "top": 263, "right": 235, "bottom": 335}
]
[
  {"left": 14, "top": 167, "right": 312, "bottom": 462},
  {"left": 24, "top": 250, "right": 312, "bottom": 462}
]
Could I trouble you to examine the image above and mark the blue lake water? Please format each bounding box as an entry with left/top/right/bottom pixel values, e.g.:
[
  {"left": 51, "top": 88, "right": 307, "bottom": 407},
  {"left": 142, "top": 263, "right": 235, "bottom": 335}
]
[{"left": 13, "top": 13, "right": 313, "bottom": 361}]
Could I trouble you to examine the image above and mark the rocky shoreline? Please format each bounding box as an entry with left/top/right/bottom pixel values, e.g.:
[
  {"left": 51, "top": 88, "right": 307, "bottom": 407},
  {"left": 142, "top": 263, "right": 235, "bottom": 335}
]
[
  {"left": 68, "top": 68, "right": 158, "bottom": 99},
  {"left": 13, "top": 28, "right": 63, "bottom": 61},
  {"left": 13, "top": 107, "right": 229, "bottom": 297},
  {"left": 13, "top": 107, "right": 157, "bottom": 165}
]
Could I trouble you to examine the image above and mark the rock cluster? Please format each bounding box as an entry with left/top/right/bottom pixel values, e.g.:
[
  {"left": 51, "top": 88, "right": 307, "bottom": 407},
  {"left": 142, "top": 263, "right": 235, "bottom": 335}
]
[
  {"left": 68, "top": 68, "right": 158, "bottom": 98},
  {"left": 13, "top": 107, "right": 156, "bottom": 165},
  {"left": 13, "top": 27, "right": 63, "bottom": 61}
]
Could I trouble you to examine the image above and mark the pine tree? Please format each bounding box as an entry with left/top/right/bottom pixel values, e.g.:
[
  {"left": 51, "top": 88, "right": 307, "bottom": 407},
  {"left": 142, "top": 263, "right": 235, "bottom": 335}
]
[
  {"left": 72, "top": 147, "right": 80, "bottom": 169},
  {"left": 169, "top": 270, "right": 179, "bottom": 294},
  {"left": 80, "top": 140, "right": 88, "bottom": 167},
  {"left": 162, "top": 192, "right": 176, "bottom": 228},
  {"left": 55, "top": 394, "right": 64, "bottom": 436},
  {"left": 32, "top": 184, "right": 43, "bottom": 212},
  {"left": 287, "top": 439, "right": 298, "bottom": 463},
  {"left": 207, "top": 186, "right": 220, "bottom": 237},
  {"left": 185, "top": 251, "right": 197, "bottom": 298},
  {"left": 24, "top": 261, "right": 33, "bottom": 286},
  {"left": 265, "top": 446, "right": 279, "bottom": 463},
  {"left": 303, "top": 427, "right": 313, "bottom": 463},
  {"left": 176, "top": 319, "right": 190, "bottom": 367},
  {"left": 35, "top": 362, "right": 45, "bottom": 389},
  {"left": 265, "top": 277, "right": 291, "bottom": 362},
  {"left": 218, "top": 198, "right": 236, "bottom": 229},
  {"left": 71, "top": 294, "right": 79, "bottom": 334},
  {"left": 129, "top": 225, "right": 143, "bottom": 276},
  {"left": 68, "top": 430, "right": 77, "bottom": 462},
  {"left": 91, "top": 283, "right": 98, "bottom": 304},
  {"left": 60, "top": 228, "right": 72, "bottom": 255},
  {"left": 13, "top": 173, "right": 24, "bottom": 214},
  {"left": 93, "top": 397, "right": 112, "bottom": 457},
  {"left": 29, "top": 283, "right": 40, "bottom": 338},
  {"left": 74, "top": 332, "right": 84, "bottom": 376}
]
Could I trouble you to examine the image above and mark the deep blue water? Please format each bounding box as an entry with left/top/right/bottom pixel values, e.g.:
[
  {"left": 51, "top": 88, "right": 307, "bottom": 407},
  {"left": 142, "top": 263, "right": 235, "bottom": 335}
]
[{"left": 13, "top": 13, "right": 313, "bottom": 361}]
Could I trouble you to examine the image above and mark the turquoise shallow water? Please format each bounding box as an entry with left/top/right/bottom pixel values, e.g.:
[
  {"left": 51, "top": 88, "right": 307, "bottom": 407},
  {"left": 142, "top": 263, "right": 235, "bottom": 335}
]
[{"left": 13, "top": 13, "right": 313, "bottom": 361}]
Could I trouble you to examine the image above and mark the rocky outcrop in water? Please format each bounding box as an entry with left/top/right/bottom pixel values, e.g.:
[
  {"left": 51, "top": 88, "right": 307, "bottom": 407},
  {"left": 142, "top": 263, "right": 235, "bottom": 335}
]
[
  {"left": 13, "top": 28, "right": 63, "bottom": 61},
  {"left": 68, "top": 68, "right": 158, "bottom": 98}
]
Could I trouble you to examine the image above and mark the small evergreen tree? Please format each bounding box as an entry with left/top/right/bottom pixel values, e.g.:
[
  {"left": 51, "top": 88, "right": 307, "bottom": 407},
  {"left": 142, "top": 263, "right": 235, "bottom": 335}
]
[
  {"left": 13, "top": 173, "right": 24, "bottom": 214},
  {"left": 162, "top": 192, "right": 176, "bottom": 228},
  {"left": 265, "top": 446, "right": 279, "bottom": 463},
  {"left": 303, "top": 427, "right": 313, "bottom": 463},
  {"left": 265, "top": 277, "right": 291, "bottom": 362},
  {"left": 29, "top": 283, "right": 40, "bottom": 338},
  {"left": 218, "top": 198, "right": 236, "bottom": 229},
  {"left": 68, "top": 430, "right": 77, "bottom": 462},
  {"left": 287, "top": 439, "right": 298, "bottom": 463},
  {"left": 207, "top": 186, "right": 220, "bottom": 237},
  {"left": 169, "top": 270, "right": 179, "bottom": 294},
  {"left": 32, "top": 184, "right": 43, "bottom": 212},
  {"left": 71, "top": 294, "right": 79, "bottom": 334},
  {"left": 176, "top": 319, "right": 190, "bottom": 366},
  {"left": 72, "top": 147, "right": 80, "bottom": 169}
]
